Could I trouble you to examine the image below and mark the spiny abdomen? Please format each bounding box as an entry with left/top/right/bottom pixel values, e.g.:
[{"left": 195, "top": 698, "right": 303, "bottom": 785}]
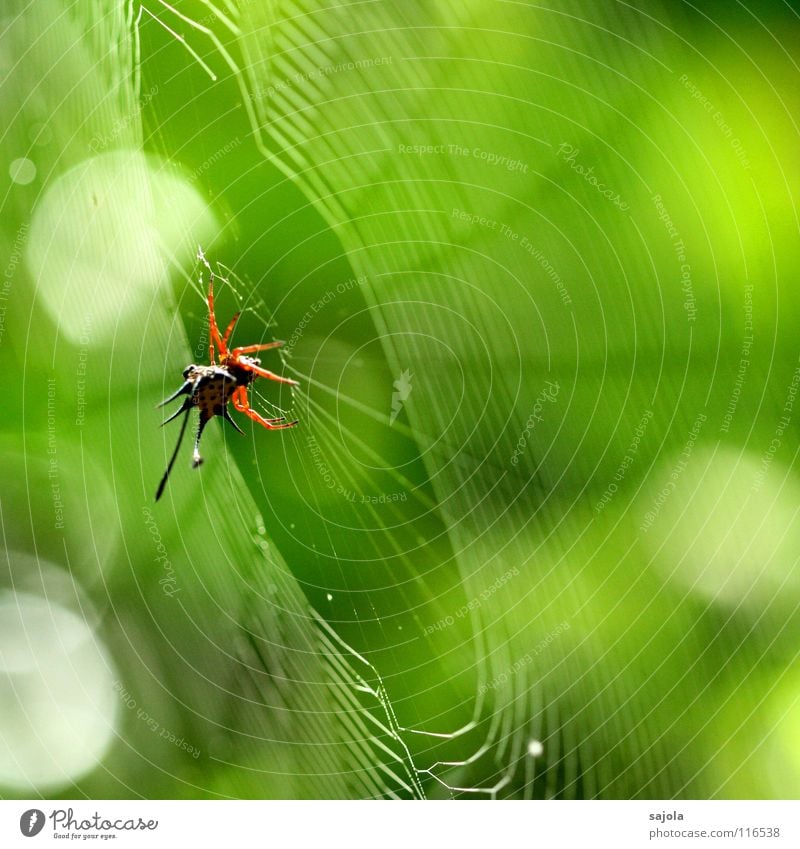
[{"left": 192, "top": 370, "right": 237, "bottom": 419}]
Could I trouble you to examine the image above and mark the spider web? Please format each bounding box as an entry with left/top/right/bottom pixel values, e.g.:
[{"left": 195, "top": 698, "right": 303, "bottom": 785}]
[
  {"left": 127, "top": 0, "right": 661, "bottom": 799},
  {"left": 196, "top": 0, "right": 680, "bottom": 798},
  {"left": 0, "top": 0, "right": 443, "bottom": 800},
  {"left": 125, "top": 0, "right": 800, "bottom": 801}
]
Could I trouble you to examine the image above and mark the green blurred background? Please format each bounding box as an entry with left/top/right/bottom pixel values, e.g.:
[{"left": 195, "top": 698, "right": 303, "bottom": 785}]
[{"left": 1, "top": 0, "right": 800, "bottom": 799}]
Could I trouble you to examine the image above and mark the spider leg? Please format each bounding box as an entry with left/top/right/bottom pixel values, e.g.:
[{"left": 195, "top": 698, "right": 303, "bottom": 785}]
[
  {"left": 155, "top": 405, "right": 192, "bottom": 501},
  {"left": 207, "top": 274, "right": 228, "bottom": 358},
  {"left": 231, "top": 386, "right": 298, "bottom": 429},
  {"left": 231, "top": 341, "right": 285, "bottom": 356},
  {"left": 242, "top": 362, "right": 300, "bottom": 386},
  {"left": 221, "top": 312, "right": 241, "bottom": 349}
]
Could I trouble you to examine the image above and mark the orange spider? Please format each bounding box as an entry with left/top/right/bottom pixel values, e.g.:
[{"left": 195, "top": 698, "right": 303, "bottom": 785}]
[{"left": 155, "top": 275, "right": 298, "bottom": 501}]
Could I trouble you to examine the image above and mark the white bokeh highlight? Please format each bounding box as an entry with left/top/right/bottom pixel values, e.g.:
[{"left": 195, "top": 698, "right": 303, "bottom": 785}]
[
  {"left": 27, "top": 150, "right": 216, "bottom": 345},
  {"left": 0, "top": 591, "right": 118, "bottom": 793}
]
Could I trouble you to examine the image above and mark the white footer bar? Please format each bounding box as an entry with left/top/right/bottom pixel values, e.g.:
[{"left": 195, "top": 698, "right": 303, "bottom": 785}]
[{"left": 2, "top": 800, "right": 798, "bottom": 848}]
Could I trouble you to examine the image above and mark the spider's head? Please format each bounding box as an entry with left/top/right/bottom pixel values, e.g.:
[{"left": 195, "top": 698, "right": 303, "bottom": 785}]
[{"left": 182, "top": 364, "right": 197, "bottom": 379}]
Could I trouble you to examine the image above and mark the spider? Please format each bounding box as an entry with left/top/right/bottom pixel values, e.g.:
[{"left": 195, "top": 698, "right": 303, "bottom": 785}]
[{"left": 155, "top": 275, "right": 298, "bottom": 501}]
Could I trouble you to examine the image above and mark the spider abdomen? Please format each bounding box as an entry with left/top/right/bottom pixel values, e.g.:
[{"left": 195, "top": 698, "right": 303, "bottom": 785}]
[{"left": 189, "top": 366, "right": 238, "bottom": 418}]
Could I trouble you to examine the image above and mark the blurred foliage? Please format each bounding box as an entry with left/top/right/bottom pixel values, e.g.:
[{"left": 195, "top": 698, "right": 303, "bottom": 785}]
[{"left": 1, "top": 0, "right": 799, "bottom": 799}]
